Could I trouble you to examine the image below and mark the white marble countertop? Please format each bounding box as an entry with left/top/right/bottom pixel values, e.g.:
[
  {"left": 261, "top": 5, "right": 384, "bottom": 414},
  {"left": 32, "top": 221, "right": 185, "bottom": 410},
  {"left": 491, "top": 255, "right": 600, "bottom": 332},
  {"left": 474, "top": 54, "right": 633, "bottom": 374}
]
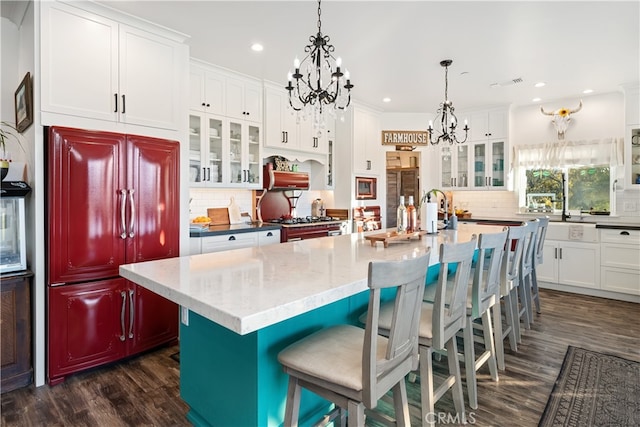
[{"left": 120, "top": 223, "right": 503, "bottom": 335}]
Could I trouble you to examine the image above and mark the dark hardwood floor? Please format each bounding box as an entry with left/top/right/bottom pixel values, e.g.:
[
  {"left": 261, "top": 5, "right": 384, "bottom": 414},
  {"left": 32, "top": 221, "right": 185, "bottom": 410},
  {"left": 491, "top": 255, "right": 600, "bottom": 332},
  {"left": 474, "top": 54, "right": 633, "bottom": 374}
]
[{"left": 2, "top": 289, "right": 639, "bottom": 426}]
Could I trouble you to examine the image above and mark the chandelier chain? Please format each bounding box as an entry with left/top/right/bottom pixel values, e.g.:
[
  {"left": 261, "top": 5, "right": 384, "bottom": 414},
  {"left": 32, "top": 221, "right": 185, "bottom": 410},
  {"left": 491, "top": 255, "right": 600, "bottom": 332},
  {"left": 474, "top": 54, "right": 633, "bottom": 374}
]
[{"left": 317, "top": 0, "right": 322, "bottom": 34}]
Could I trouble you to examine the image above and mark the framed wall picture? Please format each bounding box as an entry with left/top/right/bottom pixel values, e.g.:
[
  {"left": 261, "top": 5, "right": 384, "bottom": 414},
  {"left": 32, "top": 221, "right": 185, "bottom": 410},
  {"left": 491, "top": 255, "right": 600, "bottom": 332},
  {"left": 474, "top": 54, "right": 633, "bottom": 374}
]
[
  {"left": 15, "top": 72, "right": 33, "bottom": 133},
  {"left": 355, "top": 176, "right": 377, "bottom": 200}
]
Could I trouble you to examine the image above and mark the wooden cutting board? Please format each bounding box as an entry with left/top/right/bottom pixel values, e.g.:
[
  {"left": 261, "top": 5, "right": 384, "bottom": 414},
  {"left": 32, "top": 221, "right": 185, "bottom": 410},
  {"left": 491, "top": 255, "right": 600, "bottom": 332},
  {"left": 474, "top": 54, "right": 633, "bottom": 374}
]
[
  {"left": 228, "top": 197, "right": 243, "bottom": 224},
  {"left": 207, "top": 208, "right": 230, "bottom": 226}
]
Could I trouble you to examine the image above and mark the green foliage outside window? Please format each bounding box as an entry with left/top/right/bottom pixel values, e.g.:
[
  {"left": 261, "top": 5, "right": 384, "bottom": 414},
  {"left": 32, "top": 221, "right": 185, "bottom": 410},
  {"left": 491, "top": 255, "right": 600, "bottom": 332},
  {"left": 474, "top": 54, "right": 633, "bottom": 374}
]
[{"left": 526, "top": 166, "right": 610, "bottom": 212}]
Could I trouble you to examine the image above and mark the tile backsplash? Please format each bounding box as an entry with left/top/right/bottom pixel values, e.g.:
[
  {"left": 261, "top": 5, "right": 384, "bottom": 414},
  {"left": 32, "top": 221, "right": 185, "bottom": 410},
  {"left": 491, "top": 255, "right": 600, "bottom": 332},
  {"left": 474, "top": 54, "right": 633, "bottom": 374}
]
[
  {"left": 451, "top": 191, "right": 519, "bottom": 219},
  {"left": 189, "top": 188, "right": 336, "bottom": 221}
]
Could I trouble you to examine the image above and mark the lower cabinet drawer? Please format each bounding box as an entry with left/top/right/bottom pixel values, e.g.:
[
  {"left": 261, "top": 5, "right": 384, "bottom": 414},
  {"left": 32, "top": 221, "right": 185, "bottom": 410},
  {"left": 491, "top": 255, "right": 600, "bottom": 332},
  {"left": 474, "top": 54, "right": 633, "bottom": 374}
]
[
  {"left": 600, "top": 228, "right": 640, "bottom": 244},
  {"left": 601, "top": 243, "right": 640, "bottom": 269},
  {"left": 201, "top": 233, "right": 258, "bottom": 254},
  {"left": 257, "top": 230, "right": 280, "bottom": 246},
  {"left": 600, "top": 266, "right": 640, "bottom": 295}
]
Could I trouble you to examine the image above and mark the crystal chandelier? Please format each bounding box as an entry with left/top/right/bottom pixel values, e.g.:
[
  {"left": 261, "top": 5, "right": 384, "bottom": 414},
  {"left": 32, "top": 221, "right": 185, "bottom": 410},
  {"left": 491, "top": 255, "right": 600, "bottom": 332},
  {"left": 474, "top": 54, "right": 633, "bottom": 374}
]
[
  {"left": 427, "top": 59, "right": 469, "bottom": 147},
  {"left": 285, "top": 0, "right": 353, "bottom": 123}
]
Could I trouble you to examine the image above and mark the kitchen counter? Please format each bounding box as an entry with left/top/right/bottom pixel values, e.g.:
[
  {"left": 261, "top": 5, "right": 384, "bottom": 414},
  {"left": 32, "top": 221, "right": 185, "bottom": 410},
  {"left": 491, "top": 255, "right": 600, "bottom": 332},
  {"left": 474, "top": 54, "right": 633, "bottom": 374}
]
[
  {"left": 120, "top": 223, "right": 500, "bottom": 426},
  {"left": 188, "top": 221, "right": 281, "bottom": 238}
]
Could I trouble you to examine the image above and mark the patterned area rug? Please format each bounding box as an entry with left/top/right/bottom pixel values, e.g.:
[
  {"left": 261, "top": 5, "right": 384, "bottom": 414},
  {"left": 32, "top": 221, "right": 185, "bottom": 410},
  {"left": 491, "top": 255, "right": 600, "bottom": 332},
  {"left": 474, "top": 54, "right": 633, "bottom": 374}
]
[{"left": 539, "top": 346, "right": 640, "bottom": 426}]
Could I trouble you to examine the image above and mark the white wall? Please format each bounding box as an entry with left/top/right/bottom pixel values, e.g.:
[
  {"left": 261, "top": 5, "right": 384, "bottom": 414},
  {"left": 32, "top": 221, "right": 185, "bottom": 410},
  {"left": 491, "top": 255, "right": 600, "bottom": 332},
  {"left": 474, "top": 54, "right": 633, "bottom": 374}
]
[
  {"left": 379, "top": 91, "right": 637, "bottom": 219},
  {"left": 510, "top": 92, "right": 624, "bottom": 146}
]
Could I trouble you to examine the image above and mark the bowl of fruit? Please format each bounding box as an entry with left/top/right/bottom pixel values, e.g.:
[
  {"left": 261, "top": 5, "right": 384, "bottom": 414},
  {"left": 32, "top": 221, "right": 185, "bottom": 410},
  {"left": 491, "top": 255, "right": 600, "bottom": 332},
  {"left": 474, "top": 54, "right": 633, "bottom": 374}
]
[{"left": 191, "top": 216, "right": 212, "bottom": 228}]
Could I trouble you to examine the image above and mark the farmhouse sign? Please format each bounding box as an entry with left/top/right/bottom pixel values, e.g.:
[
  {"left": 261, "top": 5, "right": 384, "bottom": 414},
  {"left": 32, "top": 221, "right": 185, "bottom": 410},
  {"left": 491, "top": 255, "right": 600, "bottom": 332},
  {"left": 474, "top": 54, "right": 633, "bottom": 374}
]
[{"left": 381, "top": 130, "right": 430, "bottom": 146}]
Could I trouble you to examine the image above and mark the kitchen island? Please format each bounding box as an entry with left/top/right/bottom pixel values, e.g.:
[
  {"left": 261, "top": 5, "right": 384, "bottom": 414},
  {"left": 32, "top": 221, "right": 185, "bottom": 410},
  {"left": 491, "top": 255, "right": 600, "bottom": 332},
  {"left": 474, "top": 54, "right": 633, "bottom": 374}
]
[{"left": 120, "top": 224, "right": 502, "bottom": 426}]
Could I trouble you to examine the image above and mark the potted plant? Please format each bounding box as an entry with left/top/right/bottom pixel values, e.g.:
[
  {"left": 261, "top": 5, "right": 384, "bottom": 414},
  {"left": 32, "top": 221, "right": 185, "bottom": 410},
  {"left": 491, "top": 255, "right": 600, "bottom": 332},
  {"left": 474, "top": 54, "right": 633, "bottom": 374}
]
[{"left": 0, "top": 121, "right": 22, "bottom": 181}]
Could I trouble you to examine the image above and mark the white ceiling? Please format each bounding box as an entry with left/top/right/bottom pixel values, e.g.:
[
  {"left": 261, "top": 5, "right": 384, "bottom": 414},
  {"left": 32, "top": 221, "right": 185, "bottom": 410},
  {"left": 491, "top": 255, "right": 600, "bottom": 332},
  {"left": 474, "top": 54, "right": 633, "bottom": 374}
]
[{"left": 8, "top": 1, "right": 640, "bottom": 113}]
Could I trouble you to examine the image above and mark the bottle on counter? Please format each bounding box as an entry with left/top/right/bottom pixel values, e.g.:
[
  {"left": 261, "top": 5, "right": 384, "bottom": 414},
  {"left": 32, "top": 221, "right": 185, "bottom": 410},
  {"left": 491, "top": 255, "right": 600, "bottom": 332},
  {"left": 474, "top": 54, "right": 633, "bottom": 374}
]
[
  {"left": 406, "top": 195, "right": 417, "bottom": 233},
  {"left": 449, "top": 209, "right": 458, "bottom": 230},
  {"left": 397, "top": 195, "right": 407, "bottom": 234}
]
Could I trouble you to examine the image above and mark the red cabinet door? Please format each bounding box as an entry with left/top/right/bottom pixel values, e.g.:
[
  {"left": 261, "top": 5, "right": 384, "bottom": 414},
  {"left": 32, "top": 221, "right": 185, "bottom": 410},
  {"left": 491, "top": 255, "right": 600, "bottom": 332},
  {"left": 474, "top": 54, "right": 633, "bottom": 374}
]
[
  {"left": 48, "top": 279, "right": 128, "bottom": 385},
  {"left": 128, "top": 284, "right": 179, "bottom": 355},
  {"left": 48, "top": 127, "right": 127, "bottom": 285},
  {"left": 125, "top": 134, "right": 180, "bottom": 264}
]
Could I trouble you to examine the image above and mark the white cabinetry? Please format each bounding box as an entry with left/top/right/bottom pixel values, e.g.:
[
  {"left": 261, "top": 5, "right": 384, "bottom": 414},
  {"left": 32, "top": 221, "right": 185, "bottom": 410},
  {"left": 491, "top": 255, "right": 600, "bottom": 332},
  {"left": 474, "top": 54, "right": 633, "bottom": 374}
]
[
  {"left": 440, "top": 107, "right": 508, "bottom": 190},
  {"left": 41, "top": 1, "right": 185, "bottom": 131},
  {"left": 600, "top": 228, "right": 640, "bottom": 295},
  {"left": 188, "top": 112, "right": 262, "bottom": 189},
  {"left": 189, "top": 63, "right": 224, "bottom": 114},
  {"left": 257, "top": 229, "right": 281, "bottom": 246},
  {"left": 439, "top": 145, "right": 470, "bottom": 190},
  {"left": 225, "top": 76, "right": 262, "bottom": 123},
  {"left": 352, "top": 105, "right": 382, "bottom": 173},
  {"left": 470, "top": 140, "right": 507, "bottom": 189},
  {"left": 537, "top": 223, "right": 600, "bottom": 289},
  {"left": 263, "top": 83, "right": 328, "bottom": 155},
  {"left": 189, "top": 61, "right": 262, "bottom": 123},
  {"left": 469, "top": 108, "right": 508, "bottom": 141},
  {"left": 190, "top": 229, "right": 280, "bottom": 255},
  {"left": 538, "top": 240, "right": 600, "bottom": 289},
  {"left": 623, "top": 84, "right": 640, "bottom": 189}
]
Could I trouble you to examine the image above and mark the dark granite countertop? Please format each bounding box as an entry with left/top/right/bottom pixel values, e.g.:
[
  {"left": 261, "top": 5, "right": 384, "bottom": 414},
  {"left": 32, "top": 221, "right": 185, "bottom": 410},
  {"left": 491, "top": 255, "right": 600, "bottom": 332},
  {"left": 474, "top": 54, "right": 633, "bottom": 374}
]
[
  {"left": 595, "top": 223, "right": 640, "bottom": 230},
  {"left": 189, "top": 222, "right": 281, "bottom": 238}
]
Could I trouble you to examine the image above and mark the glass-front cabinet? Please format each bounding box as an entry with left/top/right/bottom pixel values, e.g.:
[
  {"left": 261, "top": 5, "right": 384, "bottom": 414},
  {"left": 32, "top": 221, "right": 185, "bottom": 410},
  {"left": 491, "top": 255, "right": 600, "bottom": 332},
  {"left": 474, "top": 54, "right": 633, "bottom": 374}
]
[
  {"left": 470, "top": 140, "right": 507, "bottom": 189},
  {"left": 439, "top": 145, "right": 470, "bottom": 189},
  {"left": 189, "top": 112, "right": 261, "bottom": 188}
]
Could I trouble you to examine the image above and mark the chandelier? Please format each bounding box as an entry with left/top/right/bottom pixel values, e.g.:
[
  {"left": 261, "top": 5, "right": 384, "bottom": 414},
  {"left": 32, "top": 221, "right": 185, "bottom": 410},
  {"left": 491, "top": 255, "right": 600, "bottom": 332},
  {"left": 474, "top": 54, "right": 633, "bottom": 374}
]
[
  {"left": 427, "top": 59, "right": 469, "bottom": 146},
  {"left": 285, "top": 0, "right": 353, "bottom": 119}
]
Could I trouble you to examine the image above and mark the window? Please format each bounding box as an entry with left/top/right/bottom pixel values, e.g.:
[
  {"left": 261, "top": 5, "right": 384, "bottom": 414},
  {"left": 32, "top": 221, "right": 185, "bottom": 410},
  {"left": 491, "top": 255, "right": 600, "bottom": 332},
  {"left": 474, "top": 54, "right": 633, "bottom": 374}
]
[{"left": 525, "top": 166, "right": 610, "bottom": 213}]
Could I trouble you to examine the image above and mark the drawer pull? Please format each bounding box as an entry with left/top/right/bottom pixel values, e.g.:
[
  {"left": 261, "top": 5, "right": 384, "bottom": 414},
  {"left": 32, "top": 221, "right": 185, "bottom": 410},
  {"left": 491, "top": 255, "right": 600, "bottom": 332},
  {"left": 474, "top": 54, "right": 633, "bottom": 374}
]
[
  {"left": 620, "top": 231, "right": 630, "bottom": 236},
  {"left": 266, "top": 232, "right": 273, "bottom": 237},
  {"left": 228, "top": 236, "right": 236, "bottom": 241}
]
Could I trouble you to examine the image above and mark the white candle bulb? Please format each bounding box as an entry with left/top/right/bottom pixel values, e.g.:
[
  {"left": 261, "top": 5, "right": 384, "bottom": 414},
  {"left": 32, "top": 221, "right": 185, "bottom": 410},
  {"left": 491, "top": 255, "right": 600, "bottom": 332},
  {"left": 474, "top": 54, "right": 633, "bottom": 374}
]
[
  {"left": 336, "top": 57, "right": 342, "bottom": 67},
  {"left": 428, "top": 120, "right": 433, "bottom": 128},
  {"left": 344, "top": 70, "right": 350, "bottom": 80},
  {"left": 293, "top": 58, "right": 300, "bottom": 68}
]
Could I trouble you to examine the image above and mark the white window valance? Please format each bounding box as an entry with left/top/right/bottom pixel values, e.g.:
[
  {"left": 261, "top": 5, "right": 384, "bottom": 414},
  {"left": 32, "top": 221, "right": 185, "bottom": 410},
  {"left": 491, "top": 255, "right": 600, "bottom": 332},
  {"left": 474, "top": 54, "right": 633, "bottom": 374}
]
[{"left": 514, "top": 138, "right": 624, "bottom": 169}]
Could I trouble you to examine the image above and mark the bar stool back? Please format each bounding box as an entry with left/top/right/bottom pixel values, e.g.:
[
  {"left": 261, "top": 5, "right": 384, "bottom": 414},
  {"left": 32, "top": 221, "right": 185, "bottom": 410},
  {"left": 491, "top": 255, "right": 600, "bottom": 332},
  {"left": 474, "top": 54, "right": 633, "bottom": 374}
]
[
  {"left": 462, "top": 229, "right": 508, "bottom": 409},
  {"left": 517, "top": 219, "right": 539, "bottom": 335},
  {"left": 498, "top": 223, "right": 527, "bottom": 365},
  {"left": 278, "top": 249, "right": 431, "bottom": 427},
  {"left": 530, "top": 216, "right": 550, "bottom": 315}
]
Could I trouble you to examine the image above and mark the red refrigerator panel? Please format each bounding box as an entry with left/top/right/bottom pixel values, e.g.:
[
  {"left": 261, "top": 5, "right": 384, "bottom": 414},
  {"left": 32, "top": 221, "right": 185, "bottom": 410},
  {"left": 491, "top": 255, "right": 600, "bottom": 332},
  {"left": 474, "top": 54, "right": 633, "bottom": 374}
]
[
  {"left": 125, "top": 134, "right": 180, "bottom": 264},
  {"left": 48, "top": 127, "right": 127, "bottom": 285},
  {"left": 48, "top": 279, "right": 128, "bottom": 385}
]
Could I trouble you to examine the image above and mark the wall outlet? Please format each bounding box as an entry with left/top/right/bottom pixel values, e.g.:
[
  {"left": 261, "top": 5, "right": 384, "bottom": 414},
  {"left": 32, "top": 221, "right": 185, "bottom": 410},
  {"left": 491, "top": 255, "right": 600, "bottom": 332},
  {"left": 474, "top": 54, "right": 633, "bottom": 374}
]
[
  {"left": 623, "top": 201, "right": 637, "bottom": 212},
  {"left": 181, "top": 306, "right": 189, "bottom": 326}
]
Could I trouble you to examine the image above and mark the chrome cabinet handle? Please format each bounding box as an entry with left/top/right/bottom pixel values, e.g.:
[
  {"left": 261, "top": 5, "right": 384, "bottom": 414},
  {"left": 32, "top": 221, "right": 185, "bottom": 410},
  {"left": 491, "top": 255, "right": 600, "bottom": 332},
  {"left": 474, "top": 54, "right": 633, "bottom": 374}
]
[
  {"left": 128, "top": 189, "right": 135, "bottom": 238},
  {"left": 120, "top": 291, "right": 126, "bottom": 341},
  {"left": 128, "top": 289, "right": 135, "bottom": 339},
  {"left": 120, "top": 189, "right": 127, "bottom": 239}
]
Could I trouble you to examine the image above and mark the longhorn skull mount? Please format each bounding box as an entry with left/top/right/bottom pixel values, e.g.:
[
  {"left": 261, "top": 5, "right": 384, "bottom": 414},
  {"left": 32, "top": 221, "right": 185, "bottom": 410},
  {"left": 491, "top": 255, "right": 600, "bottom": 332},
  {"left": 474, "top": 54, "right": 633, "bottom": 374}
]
[{"left": 540, "top": 100, "right": 583, "bottom": 140}]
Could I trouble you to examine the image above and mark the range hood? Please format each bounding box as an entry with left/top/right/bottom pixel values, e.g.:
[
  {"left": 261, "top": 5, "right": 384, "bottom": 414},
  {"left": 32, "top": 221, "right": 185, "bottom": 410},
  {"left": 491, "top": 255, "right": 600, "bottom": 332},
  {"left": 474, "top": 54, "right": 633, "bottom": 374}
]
[{"left": 263, "top": 163, "right": 309, "bottom": 190}]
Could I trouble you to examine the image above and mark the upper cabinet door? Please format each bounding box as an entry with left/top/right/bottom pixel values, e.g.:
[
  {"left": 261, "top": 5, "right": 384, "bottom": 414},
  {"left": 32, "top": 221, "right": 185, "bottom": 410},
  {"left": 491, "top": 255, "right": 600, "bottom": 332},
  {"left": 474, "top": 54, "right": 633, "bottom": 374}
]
[
  {"left": 47, "top": 127, "right": 127, "bottom": 285},
  {"left": 41, "top": 1, "right": 118, "bottom": 122},
  {"left": 118, "top": 25, "right": 182, "bottom": 130},
  {"left": 226, "top": 76, "right": 262, "bottom": 122},
  {"left": 41, "top": 1, "right": 186, "bottom": 131},
  {"left": 189, "top": 65, "right": 225, "bottom": 115}
]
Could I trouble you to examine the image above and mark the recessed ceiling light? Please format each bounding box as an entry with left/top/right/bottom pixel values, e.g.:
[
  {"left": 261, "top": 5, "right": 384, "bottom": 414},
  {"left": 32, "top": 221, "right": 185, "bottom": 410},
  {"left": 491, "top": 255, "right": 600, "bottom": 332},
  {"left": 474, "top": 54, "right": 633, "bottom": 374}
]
[
  {"left": 532, "top": 97, "right": 542, "bottom": 102},
  {"left": 382, "top": 97, "right": 391, "bottom": 103},
  {"left": 583, "top": 89, "right": 593, "bottom": 94},
  {"left": 251, "top": 43, "right": 264, "bottom": 52},
  {"left": 534, "top": 82, "right": 546, "bottom": 88}
]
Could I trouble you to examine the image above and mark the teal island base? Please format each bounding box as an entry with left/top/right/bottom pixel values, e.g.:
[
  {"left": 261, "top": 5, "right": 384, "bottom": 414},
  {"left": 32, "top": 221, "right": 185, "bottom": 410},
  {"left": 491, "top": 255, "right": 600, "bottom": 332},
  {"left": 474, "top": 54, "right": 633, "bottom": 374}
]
[{"left": 179, "top": 266, "right": 439, "bottom": 427}]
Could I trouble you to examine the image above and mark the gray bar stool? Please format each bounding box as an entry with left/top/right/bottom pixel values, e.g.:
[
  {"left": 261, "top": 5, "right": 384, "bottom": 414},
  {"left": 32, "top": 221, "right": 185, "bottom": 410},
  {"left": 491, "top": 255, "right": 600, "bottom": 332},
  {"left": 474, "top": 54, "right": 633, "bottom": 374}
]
[{"left": 278, "top": 249, "right": 431, "bottom": 427}]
